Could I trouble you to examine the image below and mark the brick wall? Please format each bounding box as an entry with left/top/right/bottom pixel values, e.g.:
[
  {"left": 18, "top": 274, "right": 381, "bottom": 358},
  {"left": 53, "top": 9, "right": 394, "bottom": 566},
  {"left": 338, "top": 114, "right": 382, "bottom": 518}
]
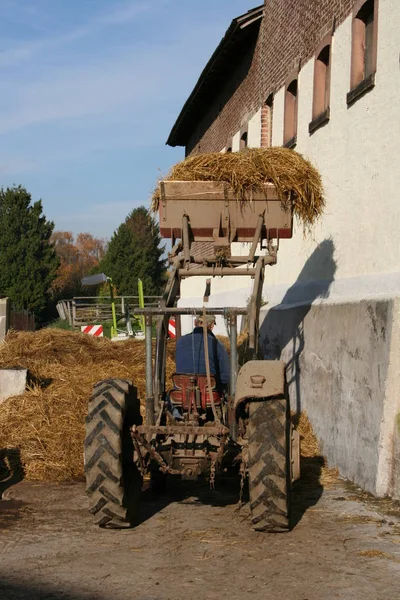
[
  {"left": 186, "top": 40, "right": 262, "bottom": 155},
  {"left": 186, "top": 0, "right": 356, "bottom": 155},
  {"left": 190, "top": 241, "right": 214, "bottom": 265}
]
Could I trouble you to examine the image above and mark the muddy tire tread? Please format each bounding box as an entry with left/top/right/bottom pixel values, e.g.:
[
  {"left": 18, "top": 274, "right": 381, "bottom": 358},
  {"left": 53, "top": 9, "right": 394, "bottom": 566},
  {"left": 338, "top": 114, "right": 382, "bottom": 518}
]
[
  {"left": 84, "top": 379, "right": 142, "bottom": 528},
  {"left": 247, "top": 398, "right": 290, "bottom": 532}
]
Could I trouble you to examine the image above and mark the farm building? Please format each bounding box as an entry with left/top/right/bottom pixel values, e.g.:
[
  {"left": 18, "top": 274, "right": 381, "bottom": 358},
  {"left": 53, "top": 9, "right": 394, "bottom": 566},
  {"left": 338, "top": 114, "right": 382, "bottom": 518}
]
[{"left": 167, "top": 0, "right": 400, "bottom": 499}]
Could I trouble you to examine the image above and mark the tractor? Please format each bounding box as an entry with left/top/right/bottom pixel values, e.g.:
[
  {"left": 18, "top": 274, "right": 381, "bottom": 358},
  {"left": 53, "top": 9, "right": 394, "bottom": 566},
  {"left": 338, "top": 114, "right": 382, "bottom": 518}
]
[{"left": 84, "top": 180, "right": 300, "bottom": 532}]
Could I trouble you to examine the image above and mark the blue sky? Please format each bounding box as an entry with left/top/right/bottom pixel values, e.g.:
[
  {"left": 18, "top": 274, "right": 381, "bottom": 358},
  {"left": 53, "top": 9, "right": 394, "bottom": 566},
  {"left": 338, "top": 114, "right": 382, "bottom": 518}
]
[{"left": 0, "top": 0, "right": 255, "bottom": 239}]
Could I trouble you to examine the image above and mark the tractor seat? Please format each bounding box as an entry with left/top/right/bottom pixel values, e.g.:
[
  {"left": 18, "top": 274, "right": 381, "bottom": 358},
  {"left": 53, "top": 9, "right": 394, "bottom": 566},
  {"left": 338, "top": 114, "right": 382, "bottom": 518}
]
[{"left": 169, "top": 373, "right": 223, "bottom": 412}]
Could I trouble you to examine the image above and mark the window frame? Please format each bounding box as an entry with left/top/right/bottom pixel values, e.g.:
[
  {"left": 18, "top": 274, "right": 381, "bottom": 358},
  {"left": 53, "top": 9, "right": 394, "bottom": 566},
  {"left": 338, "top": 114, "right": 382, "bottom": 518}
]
[
  {"left": 239, "top": 123, "right": 248, "bottom": 150},
  {"left": 347, "top": 0, "right": 379, "bottom": 106},
  {"left": 309, "top": 34, "right": 332, "bottom": 135},
  {"left": 283, "top": 72, "right": 299, "bottom": 148}
]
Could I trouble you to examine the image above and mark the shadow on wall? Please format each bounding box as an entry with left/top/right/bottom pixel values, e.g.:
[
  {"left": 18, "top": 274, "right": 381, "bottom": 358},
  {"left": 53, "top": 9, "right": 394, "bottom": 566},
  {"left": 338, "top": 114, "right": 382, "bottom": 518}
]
[{"left": 260, "top": 238, "right": 337, "bottom": 414}]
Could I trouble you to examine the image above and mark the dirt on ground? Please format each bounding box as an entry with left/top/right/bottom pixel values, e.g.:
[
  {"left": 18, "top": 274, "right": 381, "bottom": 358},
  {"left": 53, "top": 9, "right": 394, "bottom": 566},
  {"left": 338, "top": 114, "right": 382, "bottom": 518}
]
[{"left": 0, "top": 468, "right": 399, "bottom": 600}]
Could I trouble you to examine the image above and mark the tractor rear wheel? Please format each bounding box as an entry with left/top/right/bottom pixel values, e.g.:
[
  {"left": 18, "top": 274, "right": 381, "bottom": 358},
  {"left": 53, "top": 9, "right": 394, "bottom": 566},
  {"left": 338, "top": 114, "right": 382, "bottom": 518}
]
[
  {"left": 247, "top": 397, "right": 291, "bottom": 532},
  {"left": 84, "top": 379, "right": 142, "bottom": 528}
]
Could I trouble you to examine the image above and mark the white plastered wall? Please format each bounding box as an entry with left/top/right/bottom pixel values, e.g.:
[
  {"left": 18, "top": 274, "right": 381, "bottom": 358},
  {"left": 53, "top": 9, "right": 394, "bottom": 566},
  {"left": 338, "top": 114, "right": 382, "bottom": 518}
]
[
  {"left": 177, "top": 0, "right": 400, "bottom": 498},
  {"left": 265, "top": 0, "right": 400, "bottom": 302},
  {"left": 259, "top": 0, "right": 400, "bottom": 497},
  {"left": 247, "top": 107, "right": 262, "bottom": 147},
  {"left": 180, "top": 0, "right": 400, "bottom": 322},
  {"left": 271, "top": 87, "right": 285, "bottom": 146},
  {"left": 231, "top": 131, "right": 241, "bottom": 151}
]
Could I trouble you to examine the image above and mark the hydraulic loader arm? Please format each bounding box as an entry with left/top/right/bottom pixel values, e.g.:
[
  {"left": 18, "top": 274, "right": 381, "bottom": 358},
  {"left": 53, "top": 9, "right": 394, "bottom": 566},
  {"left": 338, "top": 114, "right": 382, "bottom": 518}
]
[{"left": 153, "top": 262, "right": 181, "bottom": 407}]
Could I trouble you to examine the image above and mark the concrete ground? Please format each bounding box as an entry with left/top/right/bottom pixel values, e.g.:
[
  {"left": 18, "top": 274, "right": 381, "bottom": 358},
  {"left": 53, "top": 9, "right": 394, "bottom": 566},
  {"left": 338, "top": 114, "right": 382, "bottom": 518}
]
[{"left": 0, "top": 472, "right": 399, "bottom": 600}]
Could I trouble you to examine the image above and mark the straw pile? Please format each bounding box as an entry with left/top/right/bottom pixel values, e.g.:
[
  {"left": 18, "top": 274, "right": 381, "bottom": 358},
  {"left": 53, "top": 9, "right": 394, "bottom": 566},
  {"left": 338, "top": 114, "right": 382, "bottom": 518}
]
[
  {"left": 0, "top": 328, "right": 337, "bottom": 487},
  {"left": 0, "top": 329, "right": 176, "bottom": 482},
  {"left": 294, "top": 412, "right": 338, "bottom": 486},
  {"left": 152, "top": 147, "right": 325, "bottom": 231}
]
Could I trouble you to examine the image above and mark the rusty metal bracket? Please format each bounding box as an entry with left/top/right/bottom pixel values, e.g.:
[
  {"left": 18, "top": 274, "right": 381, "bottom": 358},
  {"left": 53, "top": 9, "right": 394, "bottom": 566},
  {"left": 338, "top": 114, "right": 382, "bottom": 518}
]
[
  {"left": 182, "top": 214, "right": 191, "bottom": 268},
  {"left": 131, "top": 427, "right": 176, "bottom": 474},
  {"left": 132, "top": 433, "right": 148, "bottom": 476},
  {"left": 135, "top": 425, "right": 229, "bottom": 437}
]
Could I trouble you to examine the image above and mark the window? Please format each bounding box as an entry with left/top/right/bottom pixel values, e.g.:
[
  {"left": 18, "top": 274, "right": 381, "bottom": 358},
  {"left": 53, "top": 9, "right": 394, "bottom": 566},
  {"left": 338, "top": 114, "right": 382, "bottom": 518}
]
[
  {"left": 284, "top": 78, "right": 298, "bottom": 147},
  {"left": 261, "top": 94, "right": 274, "bottom": 147},
  {"left": 310, "top": 39, "right": 331, "bottom": 134},
  {"left": 225, "top": 136, "right": 233, "bottom": 152},
  {"left": 348, "top": 0, "right": 378, "bottom": 105},
  {"left": 239, "top": 122, "right": 248, "bottom": 150}
]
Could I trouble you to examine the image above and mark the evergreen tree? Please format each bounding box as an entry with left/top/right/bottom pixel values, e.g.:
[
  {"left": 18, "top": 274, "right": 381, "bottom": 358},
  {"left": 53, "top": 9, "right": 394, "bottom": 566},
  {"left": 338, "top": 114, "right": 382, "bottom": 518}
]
[
  {"left": 101, "top": 206, "right": 166, "bottom": 296},
  {"left": 0, "top": 186, "right": 59, "bottom": 318}
]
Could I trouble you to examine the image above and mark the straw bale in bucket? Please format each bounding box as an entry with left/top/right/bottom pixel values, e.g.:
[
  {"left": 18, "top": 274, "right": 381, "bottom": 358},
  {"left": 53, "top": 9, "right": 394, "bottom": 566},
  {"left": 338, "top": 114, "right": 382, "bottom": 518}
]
[{"left": 152, "top": 147, "right": 325, "bottom": 232}]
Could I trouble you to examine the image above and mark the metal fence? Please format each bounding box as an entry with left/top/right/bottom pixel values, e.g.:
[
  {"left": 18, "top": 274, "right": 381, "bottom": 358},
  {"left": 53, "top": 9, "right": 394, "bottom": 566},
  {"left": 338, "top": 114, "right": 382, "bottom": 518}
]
[{"left": 56, "top": 296, "right": 162, "bottom": 328}]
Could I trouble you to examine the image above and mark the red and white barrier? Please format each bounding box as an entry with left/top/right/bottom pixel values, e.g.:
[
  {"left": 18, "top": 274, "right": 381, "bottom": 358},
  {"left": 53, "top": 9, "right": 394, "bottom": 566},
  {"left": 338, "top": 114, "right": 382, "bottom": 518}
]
[
  {"left": 81, "top": 325, "right": 103, "bottom": 337},
  {"left": 168, "top": 317, "right": 176, "bottom": 339}
]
